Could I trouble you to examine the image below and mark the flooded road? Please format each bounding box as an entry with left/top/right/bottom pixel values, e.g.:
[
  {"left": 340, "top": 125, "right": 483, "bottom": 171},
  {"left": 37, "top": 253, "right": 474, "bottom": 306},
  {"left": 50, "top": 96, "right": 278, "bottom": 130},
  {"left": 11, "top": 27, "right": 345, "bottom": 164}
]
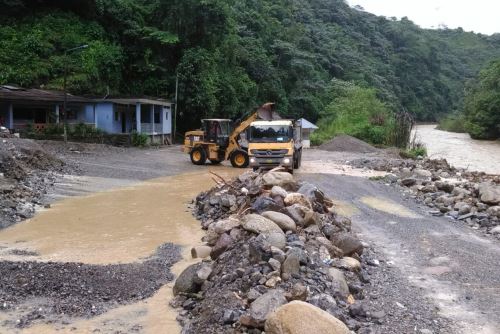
[
  {"left": 0, "top": 167, "right": 242, "bottom": 333},
  {"left": 415, "top": 124, "right": 500, "bottom": 175}
]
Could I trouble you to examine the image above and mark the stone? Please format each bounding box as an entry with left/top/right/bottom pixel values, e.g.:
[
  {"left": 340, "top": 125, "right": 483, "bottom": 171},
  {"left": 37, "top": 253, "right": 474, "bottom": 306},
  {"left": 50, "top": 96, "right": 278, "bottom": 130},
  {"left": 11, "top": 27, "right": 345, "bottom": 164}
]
[
  {"left": 211, "top": 216, "right": 240, "bottom": 234},
  {"left": 271, "top": 246, "right": 286, "bottom": 263},
  {"left": 261, "top": 231, "right": 287, "bottom": 250},
  {"left": 349, "top": 302, "right": 368, "bottom": 317},
  {"left": 223, "top": 310, "right": 239, "bottom": 324},
  {"left": 435, "top": 181, "right": 454, "bottom": 193},
  {"left": 455, "top": 202, "right": 471, "bottom": 215},
  {"left": 262, "top": 172, "right": 294, "bottom": 187},
  {"left": 401, "top": 178, "right": 417, "bottom": 187},
  {"left": 286, "top": 283, "right": 308, "bottom": 301},
  {"left": 210, "top": 233, "right": 234, "bottom": 259},
  {"left": 271, "top": 186, "right": 288, "bottom": 198},
  {"left": 173, "top": 263, "right": 212, "bottom": 296},
  {"left": 265, "top": 276, "right": 282, "bottom": 288},
  {"left": 191, "top": 245, "right": 212, "bottom": 259},
  {"left": 261, "top": 211, "right": 297, "bottom": 232},
  {"left": 328, "top": 268, "right": 350, "bottom": 298},
  {"left": 338, "top": 257, "right": 361, "bottom": 272},
  {"left": 242, "top": 214, "right": 283, "bottom": 234},
  {"left": 297, "top": 183, "right": 326, "bottom": 208},
  {"left": 479, "top": 183, "right": 500, "bottom": 205},
  {"left": 331, "top": 233, "right": 363, "bottom": 256},
  {"left": 284, "top": 193, "right": 312, "bottom": 209},
  {"left": 220, "top": 194, "right": 237, "bottom": 208},
  {"left": 317, "top": 236, "right": 344, "bottom": 258},
  {"left": 241, "top": 289, "right": 287, "bottom": 328},
  {"left": 281, "top": 252, "right": 301, "bottom": 280},
  {"left": 247, "top": 288, "right": 262, "bottom": 301},
  {"left": 490, "top": 226, "right": 500, "bottom": 235},
  {"left": 414, "top": 168, "right": 432, "bottom": 178},
  {"left": 264, "top": 301, "right": 350, "bottom": 334},
  {"left": 487, "top": 206, "right": 500, "bottom": 218},
  {"left": 268, "top": 258, "right": 281, "bottom": 272},
  {"left": 308, "top": 293, "right": 337, "bottom": 313},
  {"left": 252, "top": 196, "right": 282, "bottom": 213}
]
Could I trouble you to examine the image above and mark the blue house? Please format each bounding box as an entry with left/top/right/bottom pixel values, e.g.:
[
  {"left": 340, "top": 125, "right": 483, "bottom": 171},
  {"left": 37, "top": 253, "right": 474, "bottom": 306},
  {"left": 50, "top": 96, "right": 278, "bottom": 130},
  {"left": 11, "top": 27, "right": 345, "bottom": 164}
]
[{"left": 0, "top": 86, "right": 173, "bottom": 143}]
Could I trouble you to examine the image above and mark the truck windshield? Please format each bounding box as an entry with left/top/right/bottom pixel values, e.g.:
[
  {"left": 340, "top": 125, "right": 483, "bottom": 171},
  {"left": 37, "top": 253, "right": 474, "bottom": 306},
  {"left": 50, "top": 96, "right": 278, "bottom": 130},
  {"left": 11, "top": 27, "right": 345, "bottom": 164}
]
[{"left": 249, "top": 125, "right": 292, "bottom": 143}]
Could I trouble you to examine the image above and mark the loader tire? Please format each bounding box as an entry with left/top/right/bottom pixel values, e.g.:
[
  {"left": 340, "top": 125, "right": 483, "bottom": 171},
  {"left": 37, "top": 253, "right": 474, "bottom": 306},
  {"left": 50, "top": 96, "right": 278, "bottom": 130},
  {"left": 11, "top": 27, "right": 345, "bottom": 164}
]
[
  {"left": 190, "top": 147, "right": 207, "bottom": 165},
  {"left": 230, "top": 150, "right": 249, "bottom": 168}
]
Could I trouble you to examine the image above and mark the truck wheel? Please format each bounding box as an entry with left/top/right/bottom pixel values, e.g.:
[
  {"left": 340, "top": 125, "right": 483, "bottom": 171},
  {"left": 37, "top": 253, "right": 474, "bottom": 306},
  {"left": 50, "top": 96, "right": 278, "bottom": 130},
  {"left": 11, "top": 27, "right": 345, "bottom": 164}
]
[
  {"left": 190, "top": 147, "right": 207, "bottom": 165},
  {"left": 230, "top": 150, "right": 249, "bottom": 168}
]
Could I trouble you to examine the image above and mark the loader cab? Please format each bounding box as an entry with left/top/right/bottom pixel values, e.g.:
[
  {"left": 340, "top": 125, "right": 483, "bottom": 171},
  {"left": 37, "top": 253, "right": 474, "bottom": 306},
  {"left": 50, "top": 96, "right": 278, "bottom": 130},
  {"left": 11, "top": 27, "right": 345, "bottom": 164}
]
[{"left": 202, "top": 119, "right": 231, "bottom": 147}]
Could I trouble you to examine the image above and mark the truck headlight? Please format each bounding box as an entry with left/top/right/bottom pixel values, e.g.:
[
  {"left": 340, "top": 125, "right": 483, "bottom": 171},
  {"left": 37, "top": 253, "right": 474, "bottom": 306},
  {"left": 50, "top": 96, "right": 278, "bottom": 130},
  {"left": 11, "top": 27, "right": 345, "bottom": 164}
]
[
  {"left": 250, "top": 157, "right": 256, "bottom": 163},
  {"left": 283, "top": 158, "right": 290, "bottom": 164}
]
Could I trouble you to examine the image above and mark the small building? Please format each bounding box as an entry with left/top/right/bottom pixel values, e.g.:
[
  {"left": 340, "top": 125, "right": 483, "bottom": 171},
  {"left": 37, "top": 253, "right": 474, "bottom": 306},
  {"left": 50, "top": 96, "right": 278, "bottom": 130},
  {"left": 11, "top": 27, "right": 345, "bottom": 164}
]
[
  {"left": 297, "top": 118, "right": 318, "bottom": 148},
  {"left": 0, "top": 85, "right": 173, "bottom": 143}
]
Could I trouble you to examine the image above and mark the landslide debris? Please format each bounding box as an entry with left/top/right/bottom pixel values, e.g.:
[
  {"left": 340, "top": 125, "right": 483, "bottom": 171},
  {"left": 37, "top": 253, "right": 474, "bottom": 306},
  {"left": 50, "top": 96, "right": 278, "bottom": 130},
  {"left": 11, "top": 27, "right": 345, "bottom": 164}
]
[
  {"left": 318, "top": 134, "right": 378, "bottom": 153},
  {"left": 172, "top": 170, "right": 382, "bottom": 333},
  {"left": 0, "top": 138, "right": 66, "bottom": 228},
  {"left": 362, "top": 157, "right": 500, "bottom": 237},
  {"left": 0, "top": 243, "right": 180, "bottom": 329}
]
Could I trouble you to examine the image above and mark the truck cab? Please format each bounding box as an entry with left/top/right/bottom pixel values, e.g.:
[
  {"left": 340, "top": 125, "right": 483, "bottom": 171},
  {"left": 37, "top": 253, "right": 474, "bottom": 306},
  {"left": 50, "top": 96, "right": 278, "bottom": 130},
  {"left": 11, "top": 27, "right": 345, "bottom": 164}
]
[{"left": 247, "top": 120, "right": 302, "bottom": 173}]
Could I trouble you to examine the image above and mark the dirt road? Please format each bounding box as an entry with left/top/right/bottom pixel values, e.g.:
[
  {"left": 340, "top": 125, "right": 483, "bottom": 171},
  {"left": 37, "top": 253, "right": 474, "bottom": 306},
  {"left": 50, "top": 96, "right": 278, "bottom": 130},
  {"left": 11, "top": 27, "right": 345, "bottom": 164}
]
[{"left": 300, "top": 171, "right": 500, "bottom": 334}]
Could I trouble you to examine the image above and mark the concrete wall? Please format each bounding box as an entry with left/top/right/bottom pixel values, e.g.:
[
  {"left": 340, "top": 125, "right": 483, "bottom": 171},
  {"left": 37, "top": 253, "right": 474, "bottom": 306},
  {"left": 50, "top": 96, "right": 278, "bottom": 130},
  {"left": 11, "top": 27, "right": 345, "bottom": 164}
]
[{"left": 95, "top": 102, "right": 122, "bottom": 134}]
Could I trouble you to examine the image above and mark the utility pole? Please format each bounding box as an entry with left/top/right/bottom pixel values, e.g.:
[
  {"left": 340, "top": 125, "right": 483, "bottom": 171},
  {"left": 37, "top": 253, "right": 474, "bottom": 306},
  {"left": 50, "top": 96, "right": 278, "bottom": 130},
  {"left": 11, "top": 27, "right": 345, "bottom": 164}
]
[
  {"left": 174, "top": 72, "right": 179, "bottom": 143},
  {"left": 62, "top": 44, "right": 88, "bottom": 143}
]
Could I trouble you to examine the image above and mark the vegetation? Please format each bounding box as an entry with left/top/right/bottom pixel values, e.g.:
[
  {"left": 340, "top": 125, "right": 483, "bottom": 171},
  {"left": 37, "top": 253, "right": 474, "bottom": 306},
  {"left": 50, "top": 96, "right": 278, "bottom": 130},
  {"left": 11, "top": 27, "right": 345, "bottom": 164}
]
[
  {"left": 131, "top": 131, "right": 149, "bottom": 147},
  {"left": 1, "top": 0, "right": 500, "bottom": 135},
  {"left": 437, "top": 114, "right": 467, "bottom": 133},
  {"left": 463, "top": 59, "right": 500, "bottom": 139}
]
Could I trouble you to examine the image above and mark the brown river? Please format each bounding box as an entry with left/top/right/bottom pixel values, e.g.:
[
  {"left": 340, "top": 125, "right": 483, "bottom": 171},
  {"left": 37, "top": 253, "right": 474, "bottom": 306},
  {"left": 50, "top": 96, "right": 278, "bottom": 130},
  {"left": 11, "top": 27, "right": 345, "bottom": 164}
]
[
  {"left": 0, "top": 167, "right": 242, "bottom": 334},
  {"left": 415, "top": 124, "right": 500, "bottom": 175}
]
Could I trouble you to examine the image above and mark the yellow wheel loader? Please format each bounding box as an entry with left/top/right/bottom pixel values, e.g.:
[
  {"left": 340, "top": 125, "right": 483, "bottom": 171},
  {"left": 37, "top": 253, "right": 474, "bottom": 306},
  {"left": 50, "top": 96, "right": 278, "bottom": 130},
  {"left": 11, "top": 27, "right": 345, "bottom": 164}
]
[{"left": 183, "top": 103, "right": 278, "bottom": 168}]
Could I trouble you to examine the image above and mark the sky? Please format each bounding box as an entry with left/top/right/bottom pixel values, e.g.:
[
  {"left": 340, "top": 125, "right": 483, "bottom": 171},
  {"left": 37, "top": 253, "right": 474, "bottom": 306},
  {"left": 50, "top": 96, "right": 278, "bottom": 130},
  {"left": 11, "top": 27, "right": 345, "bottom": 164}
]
[{"left": 346, "top": 0, "right": 500, "bottom": 35}]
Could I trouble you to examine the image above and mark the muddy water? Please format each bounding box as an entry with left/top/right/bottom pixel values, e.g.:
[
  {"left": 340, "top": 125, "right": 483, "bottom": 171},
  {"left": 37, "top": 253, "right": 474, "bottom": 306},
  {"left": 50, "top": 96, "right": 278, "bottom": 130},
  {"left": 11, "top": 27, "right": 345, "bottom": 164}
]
[
  {"left": 415, "top": 124, "right": 500, "bottom": 175},
  {"left": 360, "top": 196, "right": 421, "bottom": 219},
  {"left": 0, "top": 167, "right": 242, "bottom": 333}
]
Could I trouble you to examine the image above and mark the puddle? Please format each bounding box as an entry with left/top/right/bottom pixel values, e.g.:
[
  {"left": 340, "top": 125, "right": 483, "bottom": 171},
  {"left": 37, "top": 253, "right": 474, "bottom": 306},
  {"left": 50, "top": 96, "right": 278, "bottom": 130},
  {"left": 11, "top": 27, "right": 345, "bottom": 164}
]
[
  {"left": 360, "top": 196, "right": 421, "bottom": 219},
  {"left": 0, "top": 167, "right": 242, "bottom": 333},
  {"left": 300, "top": 161, "right": 387, "bottom": 178},
  {"left": 330, "top": 199, "right": 358, "bottom": 217}
]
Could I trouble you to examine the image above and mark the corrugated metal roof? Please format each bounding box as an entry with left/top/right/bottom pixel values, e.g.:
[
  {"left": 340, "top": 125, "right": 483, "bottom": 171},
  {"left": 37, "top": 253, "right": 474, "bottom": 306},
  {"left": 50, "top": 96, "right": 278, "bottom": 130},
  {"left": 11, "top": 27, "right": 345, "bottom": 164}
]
[
  {"left": 298, "top": 118, "right": 318, "bottom": 129},
  {"left": 0, "top": 85, "right": 90, "bottom": 103},
  {"left": 94, "top": 98, "right": 173, "bottom": 106}
]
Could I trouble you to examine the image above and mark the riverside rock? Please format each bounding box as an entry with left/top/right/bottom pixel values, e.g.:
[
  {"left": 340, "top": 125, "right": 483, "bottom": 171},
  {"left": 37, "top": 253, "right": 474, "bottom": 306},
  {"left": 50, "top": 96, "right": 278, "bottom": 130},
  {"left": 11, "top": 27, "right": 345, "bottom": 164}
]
[
  {"left": 264, "top": 301, "right": 351, "bottom": 334},
  {"left": 479, "top": 183, "right": 500, "bottom": 205},
  {"left": 284, "top": 193, "right": 312, "bottom": 209},
  {"left": 271, "top": 186, "right": 288, "bottom": 198},
  {"left": 242, "top": 214, "right": 283, "bottom": 234},
  {"left": 241, "top": 289, "right": 287, "bottom": 328},
  {"left": 331, "top": 233, "right": 363, "bottom": 257},
  {"left": 261, "top": 211, "right": 297, "bottom": 232},
  {"left": 262, "top": 172, "right": 295, "bottom": 187},
  {"left": 328, "top": 268, "right": 350, "bottom": 298},
  {"left": 173, "top": 263, "right": 212, "bottom": 296}
]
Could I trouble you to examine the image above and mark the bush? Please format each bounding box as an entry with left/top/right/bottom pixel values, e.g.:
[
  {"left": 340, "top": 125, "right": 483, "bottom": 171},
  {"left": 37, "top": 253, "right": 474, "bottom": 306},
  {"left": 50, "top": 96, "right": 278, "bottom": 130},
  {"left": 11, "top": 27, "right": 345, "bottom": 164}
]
[
  {"left": 400, "top": 136, "right": 427, "bottom": 159},
  {"left": 437, "top": 114, "right": 466, "bottom": 133},
  {"left": 70, "top": 123, "right": 103, "bottom": 138},
  {"left": 131, "top": 131, "right": 149, "bottom": 147}
]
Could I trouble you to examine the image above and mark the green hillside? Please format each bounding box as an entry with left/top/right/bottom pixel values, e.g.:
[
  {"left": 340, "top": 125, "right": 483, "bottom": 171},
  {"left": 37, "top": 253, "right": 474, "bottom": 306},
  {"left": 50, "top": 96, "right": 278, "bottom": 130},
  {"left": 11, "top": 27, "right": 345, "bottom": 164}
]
[{"left": 1, "top": 0, "right": 499, "bottom": 132}]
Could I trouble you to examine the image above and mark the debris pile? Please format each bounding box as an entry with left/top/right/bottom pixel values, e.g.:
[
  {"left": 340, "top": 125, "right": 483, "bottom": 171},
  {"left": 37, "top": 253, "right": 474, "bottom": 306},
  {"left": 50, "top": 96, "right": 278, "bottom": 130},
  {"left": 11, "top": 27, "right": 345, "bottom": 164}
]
[
  {"left": 0, "top": 138, "right": 65, "bottom": 228},
  {"left": 377, "top": 158, "right": 500, "bottom": 237},
  {"left": 172, "top": 170, "right": 380, "bottom": 333},
  {"left": 318, "top": 134, "right": 378, "bottom": 153}
]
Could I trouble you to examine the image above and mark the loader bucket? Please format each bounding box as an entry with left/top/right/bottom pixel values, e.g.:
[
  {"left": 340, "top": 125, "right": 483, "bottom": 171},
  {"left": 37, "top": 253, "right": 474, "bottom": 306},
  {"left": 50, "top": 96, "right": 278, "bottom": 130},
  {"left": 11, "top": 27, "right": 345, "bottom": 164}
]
[{"left": 257, "top": 102, "right": 281, "bottom": 121}]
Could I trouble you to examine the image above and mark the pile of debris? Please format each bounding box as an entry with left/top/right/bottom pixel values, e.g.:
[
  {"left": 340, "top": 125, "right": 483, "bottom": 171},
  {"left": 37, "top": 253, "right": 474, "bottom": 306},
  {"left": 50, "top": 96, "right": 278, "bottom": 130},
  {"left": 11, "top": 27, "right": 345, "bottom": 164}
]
[
  {"left": 379, "top": 158, "right": 500, "bottom": 237},
  {"left": 171, "top": 170, "right": 380, "bottom": 333},
  {"left": 0, "top": 138, "right": 65, "bottom": 228}
]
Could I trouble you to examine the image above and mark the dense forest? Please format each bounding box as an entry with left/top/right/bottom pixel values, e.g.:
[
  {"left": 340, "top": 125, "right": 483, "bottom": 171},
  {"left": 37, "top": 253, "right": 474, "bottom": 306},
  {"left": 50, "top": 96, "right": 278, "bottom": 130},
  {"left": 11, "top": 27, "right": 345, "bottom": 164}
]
[{"left": 1, "top": 0, "right": 500, "bottom": 136}]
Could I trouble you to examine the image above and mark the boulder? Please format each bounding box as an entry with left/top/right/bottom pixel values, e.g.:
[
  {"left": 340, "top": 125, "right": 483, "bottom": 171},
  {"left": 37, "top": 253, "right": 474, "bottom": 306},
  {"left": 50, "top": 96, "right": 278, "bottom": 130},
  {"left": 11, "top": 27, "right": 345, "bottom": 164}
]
[
  {"left": 284, "top": 193, "right": 312, "bottom": 209},
  {"left": 435, "top": 181, "right": 454, "bottom": 193},
  {"left": 479, "top": 183, "right": 500, "bottom": 205},
  {"left": 285, "top": 204, "right": 316, "bottom": 227},
  {"left": 261, "top": 211, "right": 297, "bottom": 232},
  {"left": 210, "top": 216, "right": 240, "bottom": 234},
  {"left": 308, "top": 293, "right": 337, "bottom": 313},
  {"left": 338, "top": 257, "right": 361, "bottom": 272},
  {"left": 173, "top": 263, "right": 212, "bottom": 296},
  {"left": 261, "top": 231, "right": 287, "bottom": 250},
  {"left": 331, "top": 233, "right": 363, "bottom": 256},
  {"left": 242, "top": 214, "right": 283, "bottom": 234},
  {"left": 262, "top": 172, "right": 294, "bottom": 187},
  {"left": 210, "top": 233, "right": 234, "bottom": 259},
  {"left": 281, "top": 251, "right": 301, "bottom": 280},
  {"left": 271, "top": 186, "right": 288, "bottom": 198},
  {"left": 401, "top": 178, "right": 417, "bottom": 187},
  {"left": 487, "top": 206, "right": 500, "bottom": 218},
  {"left": 240, "top": 289, "right": 287, "bottom": 328},
  {"left": 252, "top": 196, "right": 282, "bottom": 213},
  {"left": 191, "top": 245, "right": 212, "bottom": 259},
  {"left": 490, "top": 226, "right": 500, "bottom": 235},
  {"left": 328, "top": 268, "right": 350, "bottom": 298},
  {"left": 414, "top": 168, "right": 432, "bottom": 178},
  {"left": 317, "top": 236, "right": 343, "bottom": 258},
  {"left": 264, "top": 301, "right": 351, "bottom": 334},
  {"left": 286, "top": 283, "right": 308, "bottom": 301}
]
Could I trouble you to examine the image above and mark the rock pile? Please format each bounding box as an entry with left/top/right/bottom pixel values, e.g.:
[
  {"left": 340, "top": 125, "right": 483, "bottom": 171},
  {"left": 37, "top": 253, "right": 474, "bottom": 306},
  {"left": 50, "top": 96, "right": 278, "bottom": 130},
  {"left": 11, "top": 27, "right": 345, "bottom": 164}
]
[
  {"left": 172, "top": 170, "right": 379, "bottom": 333},
  {"left": 380, "top": 158, "right": 500, "bottom": 237},
  {"left": 0, "top": 138, "right": 65, "bottom": 228}
]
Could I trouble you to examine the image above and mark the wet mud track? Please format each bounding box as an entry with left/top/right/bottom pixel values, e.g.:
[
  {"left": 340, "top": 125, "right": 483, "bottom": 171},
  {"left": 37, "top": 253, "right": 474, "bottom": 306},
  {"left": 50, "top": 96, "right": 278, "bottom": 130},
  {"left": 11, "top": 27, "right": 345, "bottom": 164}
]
[{"left": 300, "top": 173, "right": 500, "bottom": 334}]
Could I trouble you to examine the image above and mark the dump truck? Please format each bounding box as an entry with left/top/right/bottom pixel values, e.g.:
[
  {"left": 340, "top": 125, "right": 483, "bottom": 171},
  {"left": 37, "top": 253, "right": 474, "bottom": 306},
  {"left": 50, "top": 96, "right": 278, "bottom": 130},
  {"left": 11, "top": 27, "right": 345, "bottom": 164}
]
[
  {"left": 247, "top": 119, "right": 302, "bottom": 173},
  {"left": 183, "top": 103, "right": 279, "bottom": 168}
]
